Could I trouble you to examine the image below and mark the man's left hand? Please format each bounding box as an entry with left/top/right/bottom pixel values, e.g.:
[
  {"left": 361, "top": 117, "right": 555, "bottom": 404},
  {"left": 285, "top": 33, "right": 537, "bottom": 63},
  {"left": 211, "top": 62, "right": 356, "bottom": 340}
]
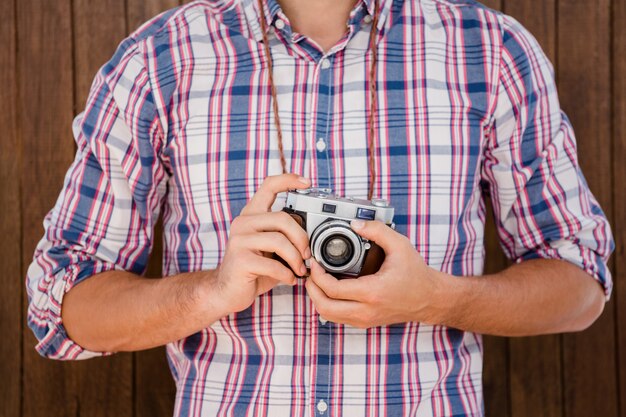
[{"left": 305, "top": 219, "right": 445, "bottom": 328}]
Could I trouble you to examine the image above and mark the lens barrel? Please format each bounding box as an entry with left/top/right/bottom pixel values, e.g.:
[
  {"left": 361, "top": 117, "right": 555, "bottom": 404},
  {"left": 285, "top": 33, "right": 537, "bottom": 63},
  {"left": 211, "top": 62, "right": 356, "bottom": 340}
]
[
  {"left": 321, "top": 235, "right": 355, "bottom": 267},
  {"left": 310, "top": 220, "right": 363, "bottom": 274}
]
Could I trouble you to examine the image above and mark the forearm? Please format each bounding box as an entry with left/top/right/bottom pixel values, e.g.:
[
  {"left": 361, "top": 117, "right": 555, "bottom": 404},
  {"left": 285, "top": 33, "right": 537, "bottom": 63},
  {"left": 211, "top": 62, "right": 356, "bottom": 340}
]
[
  {"left": 61, "top": 269, "right": 225, "bottom": 352},
  {"left": 430, "top": 259, "right": 606, "bottom": 336}
]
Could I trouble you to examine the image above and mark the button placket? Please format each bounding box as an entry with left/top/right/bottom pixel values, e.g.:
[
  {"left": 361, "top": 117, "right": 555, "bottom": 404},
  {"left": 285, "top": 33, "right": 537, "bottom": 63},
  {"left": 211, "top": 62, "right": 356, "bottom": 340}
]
[{"left": 312, "top": 55, "right": 334, "bottom": 190}]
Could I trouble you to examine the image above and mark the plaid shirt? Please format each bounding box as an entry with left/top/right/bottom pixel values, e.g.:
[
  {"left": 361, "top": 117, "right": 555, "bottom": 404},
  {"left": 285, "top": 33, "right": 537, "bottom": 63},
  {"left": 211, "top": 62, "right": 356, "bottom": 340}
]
[{"left": 26, "top": 0, "right": 613, "bottom": 415}]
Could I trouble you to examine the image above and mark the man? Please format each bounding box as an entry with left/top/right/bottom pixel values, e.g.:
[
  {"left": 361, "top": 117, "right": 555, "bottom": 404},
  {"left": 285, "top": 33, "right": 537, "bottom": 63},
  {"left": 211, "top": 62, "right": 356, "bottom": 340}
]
[{"left": 26, "top": 0, "right": 613, "bottom": 415}]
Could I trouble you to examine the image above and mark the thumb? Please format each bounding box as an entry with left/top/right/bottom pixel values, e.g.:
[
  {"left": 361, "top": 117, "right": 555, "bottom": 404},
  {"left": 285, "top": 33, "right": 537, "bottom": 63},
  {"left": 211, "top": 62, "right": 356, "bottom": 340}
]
[{"left": 350, "top": 220, "right": 397, "bottom": 252}]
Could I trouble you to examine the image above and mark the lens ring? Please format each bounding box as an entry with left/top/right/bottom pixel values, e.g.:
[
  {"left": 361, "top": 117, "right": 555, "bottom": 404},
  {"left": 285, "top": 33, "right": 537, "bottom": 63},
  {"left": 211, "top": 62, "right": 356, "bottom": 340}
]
[
  {"left": 321, "top": 235, "right": 354, "bottom": 267},
  {"left": 310, "top": 220, "right": 362, "bottom": 273}
]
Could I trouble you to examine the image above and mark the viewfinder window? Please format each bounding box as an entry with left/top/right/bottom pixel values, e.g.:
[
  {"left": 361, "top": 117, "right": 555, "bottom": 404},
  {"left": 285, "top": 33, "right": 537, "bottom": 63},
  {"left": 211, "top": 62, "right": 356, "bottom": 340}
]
[
  {"left": 356, "top": 208, "right": 376, "bottom": 220},
  {"left": 322, "top": 203, "right": 337, "bottom": 214}
]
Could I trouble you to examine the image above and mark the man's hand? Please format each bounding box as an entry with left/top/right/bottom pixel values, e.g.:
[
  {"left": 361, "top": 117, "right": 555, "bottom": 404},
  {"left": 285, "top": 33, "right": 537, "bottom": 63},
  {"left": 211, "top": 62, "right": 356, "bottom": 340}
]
[
  {"left": 305, "top": 219, "right": 443, "bottom": 328},
  {"left": 211, "top": 173, "right": 312, "bottom": 315},
  {"left": 305, "top": 219, "right": 607, "bottom": 335}
]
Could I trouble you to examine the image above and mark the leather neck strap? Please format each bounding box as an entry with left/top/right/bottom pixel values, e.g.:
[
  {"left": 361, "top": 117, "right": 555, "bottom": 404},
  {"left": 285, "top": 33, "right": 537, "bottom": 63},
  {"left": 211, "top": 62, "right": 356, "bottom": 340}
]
[{"left": 256, "top": 0, "right": 380, "bottom": 199}]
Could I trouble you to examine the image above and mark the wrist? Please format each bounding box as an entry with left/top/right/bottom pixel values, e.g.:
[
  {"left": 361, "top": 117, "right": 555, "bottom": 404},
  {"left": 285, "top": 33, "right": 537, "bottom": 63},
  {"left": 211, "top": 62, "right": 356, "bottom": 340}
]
[
  {"left": 417, "top": 268, "right": 464, "bottom": 326},
  {"left": 193, "top": 268, "right": 230, "bottom": 323}
]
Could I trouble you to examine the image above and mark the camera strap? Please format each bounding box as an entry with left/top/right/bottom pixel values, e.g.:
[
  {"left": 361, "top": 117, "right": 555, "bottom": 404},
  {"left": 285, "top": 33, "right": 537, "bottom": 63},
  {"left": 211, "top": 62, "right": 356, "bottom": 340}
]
[{"left": 256, "top": 0, "right": 380, "bottom": 200}]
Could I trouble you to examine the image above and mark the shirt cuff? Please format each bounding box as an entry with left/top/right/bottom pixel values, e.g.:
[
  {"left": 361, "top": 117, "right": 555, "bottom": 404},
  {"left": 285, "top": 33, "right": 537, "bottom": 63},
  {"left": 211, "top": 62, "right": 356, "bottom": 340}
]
[
  {"left": 27, "top": 260, "right": 119, "bottom": 360},
  {"left": 517, "top": 239, "right": 613, "bottom": 301}
]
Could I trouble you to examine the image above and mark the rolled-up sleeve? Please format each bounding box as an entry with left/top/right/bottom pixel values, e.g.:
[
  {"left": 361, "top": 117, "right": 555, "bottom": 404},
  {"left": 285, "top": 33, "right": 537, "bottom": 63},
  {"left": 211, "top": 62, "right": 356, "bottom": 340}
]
[
  {"left": 481, "top": 15, "right": 614, "bottom": 299},
  {"left": 26, "top": 37, "right": 169, "bottom": 360}
]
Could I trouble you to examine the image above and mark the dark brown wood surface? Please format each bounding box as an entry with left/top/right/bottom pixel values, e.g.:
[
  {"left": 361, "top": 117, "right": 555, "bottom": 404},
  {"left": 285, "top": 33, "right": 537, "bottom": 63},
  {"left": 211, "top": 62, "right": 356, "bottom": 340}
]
[
  {"left": 17, "top": 0, "right": 78, "bottom": 416},
  {"left": 558, "top": 1, "right": 619, "bottom": 416},
  {"left": 0, "top": 0, "right": 21, "bottom": 416},
  {"left": 1, "top": 1, "right": 623, "bottom": 416},
  {"left": 614, "top": 0, "right": 626, "bottom": 411}
]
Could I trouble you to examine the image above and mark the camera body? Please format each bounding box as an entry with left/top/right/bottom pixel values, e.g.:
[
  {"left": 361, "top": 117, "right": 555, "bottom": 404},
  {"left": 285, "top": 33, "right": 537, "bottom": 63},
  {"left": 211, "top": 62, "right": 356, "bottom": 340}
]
[{"left": 282, "top": 188, "right": 395, "bottom": 278}]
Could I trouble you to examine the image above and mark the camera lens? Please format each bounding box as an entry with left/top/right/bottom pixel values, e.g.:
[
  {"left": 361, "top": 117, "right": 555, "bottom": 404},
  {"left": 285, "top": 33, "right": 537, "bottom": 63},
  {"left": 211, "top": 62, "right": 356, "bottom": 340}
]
[
  {"left": 310, "top": 220, "right": 364, "bottom": 275},
  {"left": 321, "top": 236, "right": 354, "bottom": 267}
]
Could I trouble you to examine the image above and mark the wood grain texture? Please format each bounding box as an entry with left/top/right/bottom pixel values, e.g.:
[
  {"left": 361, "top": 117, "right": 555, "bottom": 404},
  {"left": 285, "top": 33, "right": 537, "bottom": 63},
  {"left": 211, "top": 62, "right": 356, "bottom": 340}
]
[
  {"left": 17, "top": 0, "right": 77, "bottom": 416},
  {"left": 126, "top": 0, "right": 180, "bottom": 34},
  {"left": 0, "top": 0, "right": 22, "bottom": 416},
  {"left": 503, "top": 0, "right": 556, "bottom": 61},
  {"left": 479, "top": 0, "right": 501, "bottom": 11},
  {"left": 510, "top": 336, "right": 562, "bottom": 417},
  {"left": 135, "top": 346, "right": 177, "bottom": 417},
  {"left": 558, "top": 0, "right": 619, "bottom": 417},
  {"left": 498, "top": 2, "right": 563, "bottom": 417},
  {"left": 612, "top": 0, "right": 626, "bottom": 414},
  {"left": 73, "top": 0, "right": 127, "bottom": 108}
]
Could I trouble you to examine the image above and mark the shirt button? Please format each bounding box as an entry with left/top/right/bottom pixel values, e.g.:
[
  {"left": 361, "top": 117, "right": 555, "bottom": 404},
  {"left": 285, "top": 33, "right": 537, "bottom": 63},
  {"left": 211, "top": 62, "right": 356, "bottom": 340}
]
[
  {"left": 317, "top": 399, "right": 328, "bottom": 413},
  {"left": 363, "top": 15, "right": 373, "bottom": 24},
  {"left": 319, "top": 316, "right": 328, "bottom": 325},
  {"left": 316, "top": 138, "right": 327, "bottom": 152},
  {"left": 320, "top": 58, "right": 331, "bottom": 69},
  {"left": 274, "top": 19, "right": 285, "bottom": 30}
]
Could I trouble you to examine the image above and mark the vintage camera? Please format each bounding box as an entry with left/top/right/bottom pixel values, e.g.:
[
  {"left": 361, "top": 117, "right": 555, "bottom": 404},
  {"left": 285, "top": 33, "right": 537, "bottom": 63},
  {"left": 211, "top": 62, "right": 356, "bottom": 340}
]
[{"left": 281, "top": 188, "right": 395, "bottom": 278}]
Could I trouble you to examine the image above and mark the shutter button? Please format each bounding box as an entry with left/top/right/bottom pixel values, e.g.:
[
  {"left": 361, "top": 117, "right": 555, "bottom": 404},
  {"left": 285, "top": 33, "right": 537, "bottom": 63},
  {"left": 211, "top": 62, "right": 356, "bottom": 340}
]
[{"left": 317, "top": 399, "right": 328, "bottom": 413}]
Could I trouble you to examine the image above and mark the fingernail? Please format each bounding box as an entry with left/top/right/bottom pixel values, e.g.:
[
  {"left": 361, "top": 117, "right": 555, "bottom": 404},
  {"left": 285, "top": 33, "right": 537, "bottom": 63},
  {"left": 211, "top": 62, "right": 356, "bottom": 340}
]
[
  {"left": 300, "top": 264, "right": 307, "bottom": 275},
  {"left": 304, "top": 247, "right": 312, "bottom": 259},
  {"left": 351, "top": 220, "right": 365, "bottom": 230},
  {"left": 298, "top": 176, "right": 311, "bottom": 185}
]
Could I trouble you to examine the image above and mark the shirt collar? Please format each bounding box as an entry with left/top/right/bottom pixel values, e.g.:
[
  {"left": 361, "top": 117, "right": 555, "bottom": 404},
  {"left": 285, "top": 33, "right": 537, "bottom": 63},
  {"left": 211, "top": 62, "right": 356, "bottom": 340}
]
[{"left": 249, "top": 0, "right": 394, "bottom": 41}]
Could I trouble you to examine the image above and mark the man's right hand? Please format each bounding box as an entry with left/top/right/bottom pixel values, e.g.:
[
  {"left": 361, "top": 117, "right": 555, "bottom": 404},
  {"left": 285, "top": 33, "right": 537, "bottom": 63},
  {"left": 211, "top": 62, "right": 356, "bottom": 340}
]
[{"left": 210, "top": 174, "right": 312, "bottom": 315}]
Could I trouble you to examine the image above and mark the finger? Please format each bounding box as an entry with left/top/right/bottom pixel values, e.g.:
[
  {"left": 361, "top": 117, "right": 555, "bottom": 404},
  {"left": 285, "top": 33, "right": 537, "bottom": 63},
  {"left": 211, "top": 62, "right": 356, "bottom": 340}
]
[
  {"left": 308, "top": 259, "right": 370, "bottom": 302},
  {"left": 305, "top": 277, "right": 363, "bottom": 323},
  {"left": 239, "top": 232, "right": 307, "bottom": 276},
  {"left": 256, "top": 276, "right": 284, "bottom": 297},
  {"left": 249, "top": 256, "right": 297, "bottom": 286},
  {"left": 241, "top": 174, "right": 311, "bottom": 215},
  {"left": 233, "top": 211, "right": 310, "bottom": 258},
  {"left": 350, "top": 219, "right": 402, "bottom": 253}
]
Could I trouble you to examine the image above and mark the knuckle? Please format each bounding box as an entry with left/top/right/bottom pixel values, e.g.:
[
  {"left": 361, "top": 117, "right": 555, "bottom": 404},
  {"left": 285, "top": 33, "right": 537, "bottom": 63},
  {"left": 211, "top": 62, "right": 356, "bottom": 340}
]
[
  {"left": 230, "top": 216, "right": 243, "bottom": 231},
  {"left": 314, "top": 298, "right": 329, "bottom": 315},
  {"left": 278, "top": 210, "right": 293, "bottom": 223},
  {"left": 364, "top": 288, "right": 380, "bottom": 305},
  {"left": 363, "top": 309, "right": 376, "bottom": 323},
  {"left": 227, "top": 235, "right": 242, "bottom": 250},
  {"left": 262, "top": 175, "right": 279, "bottom": 189},
  {"left": 270, "top": 231, "right": 289, "bottom": 246},
  {"left": 325, "top": 286, "right": 340, "bottom": 300}
]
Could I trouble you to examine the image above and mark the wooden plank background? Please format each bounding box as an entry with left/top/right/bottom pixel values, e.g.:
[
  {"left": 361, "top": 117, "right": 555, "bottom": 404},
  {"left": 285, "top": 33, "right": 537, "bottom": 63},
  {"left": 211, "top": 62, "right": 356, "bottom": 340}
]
[{"left": 0, "top": 0, "right": 623, "bottom": 416}]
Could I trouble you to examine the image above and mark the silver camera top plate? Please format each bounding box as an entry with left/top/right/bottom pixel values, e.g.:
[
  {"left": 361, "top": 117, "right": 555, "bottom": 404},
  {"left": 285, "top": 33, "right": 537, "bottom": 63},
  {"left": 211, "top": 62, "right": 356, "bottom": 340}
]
[{"left": 285, "top": 188, "right": 395, "bottom": 225}]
